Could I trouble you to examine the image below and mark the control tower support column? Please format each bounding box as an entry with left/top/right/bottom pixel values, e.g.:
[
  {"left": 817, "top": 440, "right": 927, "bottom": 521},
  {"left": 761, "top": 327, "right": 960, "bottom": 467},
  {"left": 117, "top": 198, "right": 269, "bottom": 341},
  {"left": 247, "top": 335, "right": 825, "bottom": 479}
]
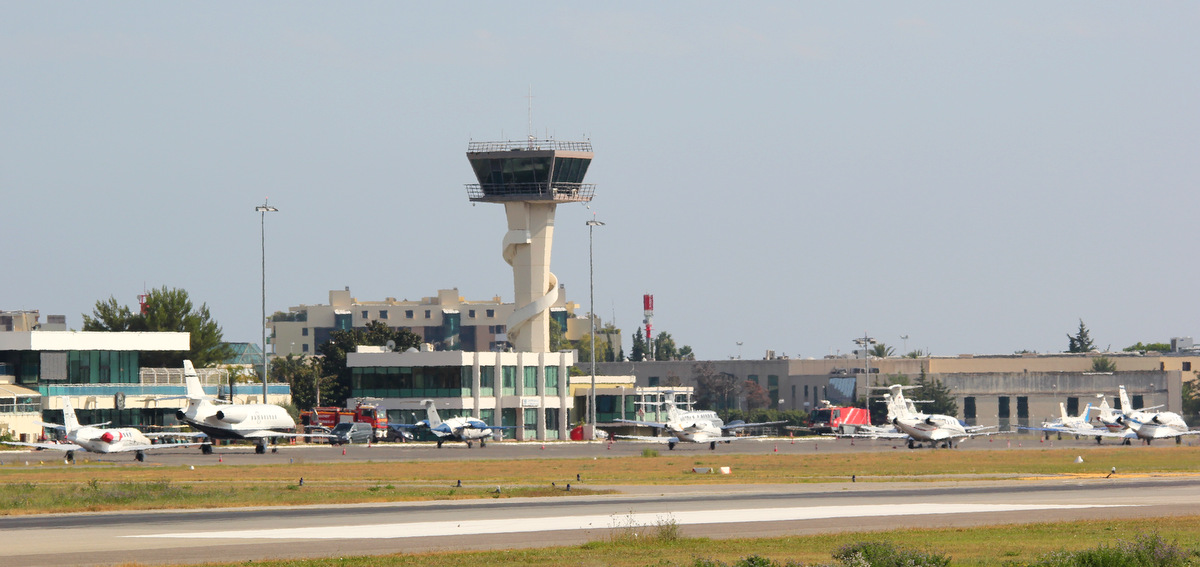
[{"left": 465, "top": 139, "right": 596, "bottom": 353}]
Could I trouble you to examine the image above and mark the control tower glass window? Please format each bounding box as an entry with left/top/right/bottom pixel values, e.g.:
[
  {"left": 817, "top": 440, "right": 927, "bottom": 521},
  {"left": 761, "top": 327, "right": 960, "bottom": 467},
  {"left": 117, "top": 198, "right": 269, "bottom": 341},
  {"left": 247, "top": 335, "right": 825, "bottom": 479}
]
[
  {"left": 552, "top": 157, "right": 591, "bottom": 183},
  {"left": 471, "top": 157, "right": 553, "bottom": 185}
]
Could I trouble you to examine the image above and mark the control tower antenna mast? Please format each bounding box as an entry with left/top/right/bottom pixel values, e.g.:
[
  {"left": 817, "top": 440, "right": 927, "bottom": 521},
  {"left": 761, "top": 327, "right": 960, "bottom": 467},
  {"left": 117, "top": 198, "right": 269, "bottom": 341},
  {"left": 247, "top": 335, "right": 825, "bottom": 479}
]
[
  {"left": 465, "top": 136, "right": 596, "bottom": 353},
  {"left": 526, "top": 86, "right": 534, "bottom": 147}
]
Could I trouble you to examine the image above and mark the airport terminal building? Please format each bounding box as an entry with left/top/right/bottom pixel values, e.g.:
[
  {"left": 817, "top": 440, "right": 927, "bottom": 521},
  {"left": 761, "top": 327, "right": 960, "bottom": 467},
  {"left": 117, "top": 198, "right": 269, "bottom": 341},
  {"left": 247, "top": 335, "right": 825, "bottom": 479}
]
[{"left": 594, "top": 349, "right": 1200, "bottom": 429}]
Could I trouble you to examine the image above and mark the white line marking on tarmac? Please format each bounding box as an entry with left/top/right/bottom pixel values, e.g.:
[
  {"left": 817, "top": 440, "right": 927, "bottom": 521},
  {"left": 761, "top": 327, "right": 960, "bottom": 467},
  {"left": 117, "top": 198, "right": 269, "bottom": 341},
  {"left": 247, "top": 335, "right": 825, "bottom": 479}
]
[{"left": 131, "top": 503, "right": 1130, "bottom": 540}]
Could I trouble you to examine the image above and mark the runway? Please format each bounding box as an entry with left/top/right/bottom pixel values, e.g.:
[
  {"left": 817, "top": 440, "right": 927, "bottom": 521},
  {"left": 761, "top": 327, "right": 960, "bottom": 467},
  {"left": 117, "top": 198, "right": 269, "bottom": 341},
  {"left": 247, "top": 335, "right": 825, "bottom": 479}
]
[{"left": 1, "top": 476, "right": 1196, "bottom": 566}]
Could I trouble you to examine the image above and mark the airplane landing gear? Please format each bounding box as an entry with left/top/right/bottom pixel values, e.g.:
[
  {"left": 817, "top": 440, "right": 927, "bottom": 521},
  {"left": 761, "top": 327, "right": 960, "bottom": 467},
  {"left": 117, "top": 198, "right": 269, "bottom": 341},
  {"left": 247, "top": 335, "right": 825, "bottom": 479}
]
[
  {"left": 135, "top": 451, "right": 145, "bottom": 462},
  {"left": 667, "top": 441, "right": 676, "bottom": 450},
  {"left": 256, "top": 442, "right": 267, "bottom": 454},
  {"left": 907, "top": 439, "right": 915, "bottom": 449},
  {"left": 437, "top": 440, "right": 444, "bottom": 448},
  {"left": 709, "top": 441, "right": 717, "bottom": 450},
  {"left": 66, "top": 450, "right": 75, "bottom": 463},
  {"left": 480, "top": 438, "right": 487, "bottom": 448},
  {"left": 202, "top": 444, "right": 213, "bottom": 455},
  {"left": 466, "top": 441, "right": 473, "bottom": 448}
]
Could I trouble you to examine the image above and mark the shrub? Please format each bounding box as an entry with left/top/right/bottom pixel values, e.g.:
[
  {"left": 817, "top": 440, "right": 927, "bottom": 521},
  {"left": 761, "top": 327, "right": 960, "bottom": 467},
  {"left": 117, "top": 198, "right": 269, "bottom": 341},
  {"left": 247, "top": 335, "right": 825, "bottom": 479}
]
[
  {"left": 1025, "top": 534, "right": 1195, "bottom": 567},
  {"left": 832, "top": 541, "right": 950, "bottom": 567}
]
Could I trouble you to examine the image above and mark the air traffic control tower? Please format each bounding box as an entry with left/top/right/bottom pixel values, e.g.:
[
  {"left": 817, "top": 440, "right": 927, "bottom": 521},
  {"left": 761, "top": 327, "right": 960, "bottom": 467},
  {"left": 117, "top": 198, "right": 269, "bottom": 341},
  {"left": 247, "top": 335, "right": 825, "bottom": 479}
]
[{"left": 465, "top": 139, "right": 595, "bottom": 353}]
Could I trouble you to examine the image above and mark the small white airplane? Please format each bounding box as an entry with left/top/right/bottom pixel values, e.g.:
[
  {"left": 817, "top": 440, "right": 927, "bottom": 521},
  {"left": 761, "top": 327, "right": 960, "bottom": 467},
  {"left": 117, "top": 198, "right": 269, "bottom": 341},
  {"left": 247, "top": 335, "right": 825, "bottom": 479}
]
[
  {"left": 1019, "top": 400, "right": 1103, "bottom": 440},
  {"left": 846, "top": 385, "right": 998, "bottom": 449},
  {"left": 394, "top": 400, "right": 508, "bottom": 448},
  {"left": 1101, "top": 385, "right": 1198, "bottom": 445},
  {"left": 2, "top": 396, "right": 207, "bottom": 462},
  {"left": 174, "top": 360, "right": 331, "bottom": 454},
  {"left": 613, "top": 399, "right": 785, "bottom": 450}
]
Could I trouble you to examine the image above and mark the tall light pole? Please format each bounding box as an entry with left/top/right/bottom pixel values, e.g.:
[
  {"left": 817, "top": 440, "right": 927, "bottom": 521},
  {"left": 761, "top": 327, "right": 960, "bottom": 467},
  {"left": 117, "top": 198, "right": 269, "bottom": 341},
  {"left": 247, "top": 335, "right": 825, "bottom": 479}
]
[
  {"left": 853, "top": 333, "right": 877, "bottom": 399},
  {"left": 256, "top": 199, "right": 278, "bottom": 402},
  {"left": 587, "top": 216, "right": 604, "bottom": 431}
]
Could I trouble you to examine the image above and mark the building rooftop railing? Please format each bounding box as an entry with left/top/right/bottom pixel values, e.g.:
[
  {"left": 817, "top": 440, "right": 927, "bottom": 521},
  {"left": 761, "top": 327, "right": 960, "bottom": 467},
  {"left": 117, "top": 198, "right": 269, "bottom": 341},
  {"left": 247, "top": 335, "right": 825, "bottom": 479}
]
[
  {"left": 465, "top": 183, "right": 595, "bottom": 203},
  {"left": 467, "top": 139, "right": 592, "bottom": 153}
]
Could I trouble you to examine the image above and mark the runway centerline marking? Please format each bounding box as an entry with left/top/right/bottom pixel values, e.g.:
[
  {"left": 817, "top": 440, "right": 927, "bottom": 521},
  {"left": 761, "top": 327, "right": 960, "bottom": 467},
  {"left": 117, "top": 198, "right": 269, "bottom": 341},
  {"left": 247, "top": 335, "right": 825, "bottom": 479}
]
[{"left": 131, "top": 503, "right": 1131, "bottom": 540}]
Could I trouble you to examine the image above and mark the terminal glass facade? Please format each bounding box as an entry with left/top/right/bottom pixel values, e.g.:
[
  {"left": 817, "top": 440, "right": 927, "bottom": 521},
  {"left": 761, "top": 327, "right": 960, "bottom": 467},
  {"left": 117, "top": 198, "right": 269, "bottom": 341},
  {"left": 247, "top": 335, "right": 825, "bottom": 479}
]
[{"left": 351, "top": 366, "right": 472, "bottom": 398}]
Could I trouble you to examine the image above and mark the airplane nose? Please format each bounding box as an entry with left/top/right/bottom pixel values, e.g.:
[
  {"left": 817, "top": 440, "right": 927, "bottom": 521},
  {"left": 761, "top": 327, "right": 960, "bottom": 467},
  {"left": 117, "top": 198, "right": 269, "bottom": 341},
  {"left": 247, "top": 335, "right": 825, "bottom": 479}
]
[{"left": 175, "top": 410, "right": 186, "bottom": 420}]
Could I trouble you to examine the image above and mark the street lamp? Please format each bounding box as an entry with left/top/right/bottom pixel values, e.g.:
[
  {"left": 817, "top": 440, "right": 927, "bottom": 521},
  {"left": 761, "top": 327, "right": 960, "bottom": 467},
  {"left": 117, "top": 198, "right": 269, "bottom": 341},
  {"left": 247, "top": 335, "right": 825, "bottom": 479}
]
[
  {"left": 586, "top": 216, "right": 604, "bottom": 432},
  {"left": 853, "top": 333, "right": 876, "bottom": 391},
  {"left": 256, "top": 199, "right": 279, "bottom": 402}
]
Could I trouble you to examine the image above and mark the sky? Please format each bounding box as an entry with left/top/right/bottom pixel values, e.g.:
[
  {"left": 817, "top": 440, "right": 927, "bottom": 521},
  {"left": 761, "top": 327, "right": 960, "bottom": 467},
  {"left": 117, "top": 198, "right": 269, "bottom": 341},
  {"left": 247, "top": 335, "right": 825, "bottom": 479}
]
[{"left": 2, "top": 3, "right": 1197, "bottom": 361}]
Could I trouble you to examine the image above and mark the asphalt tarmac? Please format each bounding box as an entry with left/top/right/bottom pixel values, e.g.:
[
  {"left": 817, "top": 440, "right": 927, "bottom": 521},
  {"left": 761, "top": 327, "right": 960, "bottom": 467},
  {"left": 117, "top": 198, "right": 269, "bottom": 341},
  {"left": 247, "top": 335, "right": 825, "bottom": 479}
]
[{"left": 2, "top": 432, "right": 1185, "bottom": 467}]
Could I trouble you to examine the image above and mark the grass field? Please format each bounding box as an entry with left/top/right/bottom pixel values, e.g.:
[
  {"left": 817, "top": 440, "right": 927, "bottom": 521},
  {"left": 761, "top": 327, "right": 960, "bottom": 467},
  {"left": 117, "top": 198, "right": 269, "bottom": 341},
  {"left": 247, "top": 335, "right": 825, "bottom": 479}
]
[
  {"left": 174, "top": 516, "right": 1200, "bottom": 567},
  {"left": 2, "top": 445, "right": 1198, "bottom": 565}
]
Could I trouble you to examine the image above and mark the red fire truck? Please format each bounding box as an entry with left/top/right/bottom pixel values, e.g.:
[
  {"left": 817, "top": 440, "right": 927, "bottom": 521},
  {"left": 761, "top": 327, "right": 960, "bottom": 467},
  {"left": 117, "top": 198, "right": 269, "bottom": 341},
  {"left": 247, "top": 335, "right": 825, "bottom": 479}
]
[
  {"left": 809, "top": 401, "right": 872, "bottom": 434},
  {"left": 302, "top": 400, "right": 390, "bottom": 441}
]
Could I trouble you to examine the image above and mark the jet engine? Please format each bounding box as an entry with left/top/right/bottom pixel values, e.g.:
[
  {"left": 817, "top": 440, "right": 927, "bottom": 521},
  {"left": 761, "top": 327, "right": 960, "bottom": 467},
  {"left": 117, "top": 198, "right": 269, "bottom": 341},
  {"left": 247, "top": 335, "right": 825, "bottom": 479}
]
[
  {"left": 100, "top": 431, "right": 124, "bottom": 443},
  {"left": 215, "top": 408, "right": 252, "bottom": 424}
]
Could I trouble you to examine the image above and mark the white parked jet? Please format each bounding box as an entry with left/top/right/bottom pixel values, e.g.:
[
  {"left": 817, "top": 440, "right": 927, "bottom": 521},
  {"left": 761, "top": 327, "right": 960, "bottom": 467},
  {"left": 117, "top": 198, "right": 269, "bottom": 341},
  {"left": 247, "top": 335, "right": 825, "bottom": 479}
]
[
  {"left": 614, "top": 399, "right": 785, "bottom": 450},
  {"left": 2, "top": 396, "right": 206, "bottom": 462},
  {"left": 174, "top": 360, "right": 330, "bottom": 453},
  {"left": 1019, "top": 400, "right": 1104, "bottom": 440},
  {"left": 394, "top": 400, "right": 508, "bottom": 448},
  {"left": 1091, "top": 385, "right": 1200, "bottom": 445},
  {"left": 850, "top": 385, "right": 998, "bottom": 449}
]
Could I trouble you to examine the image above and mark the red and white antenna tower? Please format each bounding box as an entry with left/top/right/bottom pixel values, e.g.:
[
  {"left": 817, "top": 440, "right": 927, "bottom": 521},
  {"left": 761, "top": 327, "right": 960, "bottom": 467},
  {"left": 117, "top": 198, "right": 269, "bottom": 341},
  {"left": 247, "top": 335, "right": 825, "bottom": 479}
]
[{"left": 642, "top": 294, "right": 654, "bottom": 348}]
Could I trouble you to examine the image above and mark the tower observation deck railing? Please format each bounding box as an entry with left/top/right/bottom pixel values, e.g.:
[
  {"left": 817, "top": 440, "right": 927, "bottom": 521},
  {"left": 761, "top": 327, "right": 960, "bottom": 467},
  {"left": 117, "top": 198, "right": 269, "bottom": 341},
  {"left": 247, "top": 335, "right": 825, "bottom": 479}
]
[
  {"left": 466, "top": 182, "right": 596, "bottom": 203},
  {"left": 467, "top": 139, "right": 593, "bottom": 153}
]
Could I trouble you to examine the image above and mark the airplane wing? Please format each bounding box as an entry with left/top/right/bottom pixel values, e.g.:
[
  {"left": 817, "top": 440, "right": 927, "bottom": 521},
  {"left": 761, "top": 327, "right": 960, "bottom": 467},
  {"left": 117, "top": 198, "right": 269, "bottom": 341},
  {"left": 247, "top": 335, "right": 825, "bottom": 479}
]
[
  {"left": 613, "top": 419, "right": 667, "bottom": 429},
  {"left": 235, "top": 431, "right": 336, "bottom": 440},
  {"left": 1052, "top": 426, "right": 1136, "bottom": 439},
  {"left": 613, "top": 435, "right": 680, "bottom": 444},
  {"left": 827, "top": 430, "right": 909, "bottom": 440},
  {"left": 722, "top": 420, "right": 788, "bottom": 431},
  {"left": 2, "top": 441, "right": 86, "bottom": 452},
  {"left": 144, "top": 432, "right": 208, "bottom": 439},
  {"left": 103, "top": 442, "right": 211, "bottom": 453}
]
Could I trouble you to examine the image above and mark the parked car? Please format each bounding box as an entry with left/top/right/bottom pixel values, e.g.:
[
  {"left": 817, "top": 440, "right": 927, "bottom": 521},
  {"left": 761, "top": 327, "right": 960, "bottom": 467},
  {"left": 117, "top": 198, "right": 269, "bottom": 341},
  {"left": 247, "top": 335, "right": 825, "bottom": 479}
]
[{"left": 329, "top": 422, "right": 373, "bottom": 445}]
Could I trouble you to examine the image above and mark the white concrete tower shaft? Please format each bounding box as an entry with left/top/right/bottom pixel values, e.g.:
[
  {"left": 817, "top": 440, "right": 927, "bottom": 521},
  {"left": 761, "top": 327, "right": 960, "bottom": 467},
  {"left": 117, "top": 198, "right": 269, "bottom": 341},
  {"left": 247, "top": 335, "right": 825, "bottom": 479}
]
[
  {"left": 465, "top": 139, "right": 595, "bottom": 354},
  {"left": 502, "top": 201, "right": 559, "bottom": 352}
]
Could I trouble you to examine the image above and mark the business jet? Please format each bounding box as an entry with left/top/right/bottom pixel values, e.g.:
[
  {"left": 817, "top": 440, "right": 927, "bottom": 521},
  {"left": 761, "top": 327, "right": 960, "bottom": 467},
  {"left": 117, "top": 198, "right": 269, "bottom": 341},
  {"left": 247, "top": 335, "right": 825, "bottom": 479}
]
[
  {"left": 394, "top": 400, "right": 508, "bottom": 448},
  {"left": 1019, "top": 401, "right": 1102, "bottom": 440},
  {"left": 849, "top": 385, "right": 998, "bottom": 449},
  {"left": 613, "top": 399, "right": 785, "bottom": 450},
  {"left": 1092, "top": 385, "right": 1200, "bottom": 445},
  {"left": 2, "top": 396, "right": 206, "bottom": 462},
  {"left": 174, "top": 360, "right": 330, "bottom": 454}
]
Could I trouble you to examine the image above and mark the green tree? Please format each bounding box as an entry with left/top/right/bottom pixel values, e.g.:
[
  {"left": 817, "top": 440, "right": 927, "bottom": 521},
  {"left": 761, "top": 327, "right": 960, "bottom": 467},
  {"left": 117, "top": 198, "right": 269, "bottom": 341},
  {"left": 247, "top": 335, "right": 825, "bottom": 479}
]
[
  {"left": 1183, "top": 381, "right": 1200, "bottom": 420},
  {"left": 677, "top": 345, "right": 695, "bottom": 360},
  {"left": 913, "top": 371, "right": 957, "bottom": 416},
  {"left": 869, "top": 343, "right": 895, "bottom": 358},
  {"left": 653, "top": 332, "right": 678, "bottom": 361},
  {"left": 904, "top": 349, "right": 928, "bottom": 359},
  {"left": 1090, "top": 356, "right": 1117, "bottom": 372},
  {"left": 1123, "top": 342, "right": 1171, "bottom": 353},
  {"left": 317, "top": 320, "right": 421, "bottom": 406},
  {"left": 271, "top": 354, "right": 331, "bottom": 410},
  {"left": 549, "top": 319, "right": 566, "bottom": 352},
  {"left": 1067, "top": 319, "right": 1095, "bottom": 353},
  {"left": 82, "top": 286, "right": 233, "bottom": 368},
  {"left": 630, "top": 328, "right": 648, "bottom": 362}
]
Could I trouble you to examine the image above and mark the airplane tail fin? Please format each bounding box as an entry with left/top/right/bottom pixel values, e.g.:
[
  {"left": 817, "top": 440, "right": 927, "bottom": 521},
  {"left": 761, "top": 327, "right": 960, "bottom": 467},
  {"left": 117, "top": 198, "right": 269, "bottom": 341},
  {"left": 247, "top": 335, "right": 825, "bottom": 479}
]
[
  {"left": 61, "top": 396, "right": 80, "bottom": 432},
  {"left": 183, "top": 360, "right": 208, "bottom": 401},
  {"left": 884, "top": 385, "right": 911, "bottom": 421},
  {"left": 1059, "top": 402, "right": 1069, "bottom": 421},
  {"left": 422, "top": 399, "right": 442, "bottom": 427},
  {"left": 1118, "top": 385, "right": 1131, "bottom": 412}
]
